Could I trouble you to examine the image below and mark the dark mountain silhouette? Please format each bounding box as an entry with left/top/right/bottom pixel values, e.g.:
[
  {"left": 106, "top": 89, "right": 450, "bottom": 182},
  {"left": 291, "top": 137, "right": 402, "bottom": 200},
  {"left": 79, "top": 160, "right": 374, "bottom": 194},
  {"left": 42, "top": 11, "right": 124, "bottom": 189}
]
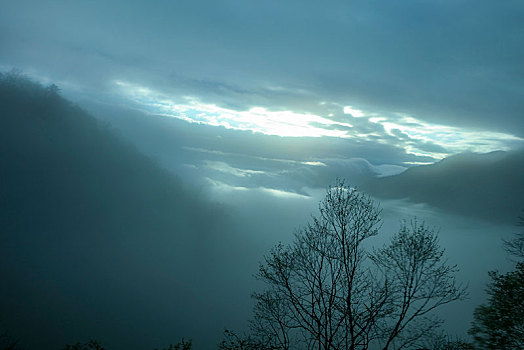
[
  {"left": 362, "top": 150, "right": 524, "bottom": 224},
  {"left": 0, "top": 72, "right": 243, "bottom": 349}
]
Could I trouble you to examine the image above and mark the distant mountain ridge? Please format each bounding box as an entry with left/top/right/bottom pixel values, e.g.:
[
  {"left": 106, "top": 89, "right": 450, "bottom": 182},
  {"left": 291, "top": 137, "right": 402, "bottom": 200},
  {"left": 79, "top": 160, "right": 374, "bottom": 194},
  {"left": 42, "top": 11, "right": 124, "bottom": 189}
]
[{"left": 362, "top": 150, "right": 524, "bottom": 224}]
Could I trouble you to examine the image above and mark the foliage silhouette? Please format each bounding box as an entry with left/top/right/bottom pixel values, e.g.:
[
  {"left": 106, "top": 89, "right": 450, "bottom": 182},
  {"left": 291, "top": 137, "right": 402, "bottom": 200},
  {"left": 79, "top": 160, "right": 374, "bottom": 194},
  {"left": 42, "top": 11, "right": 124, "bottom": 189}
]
[
  {"left": 468, "top": 213, "right": 524, "bottom": 349},
  {"left": 468, "top": 263, "right": 524, "bottom": 349},
  {"left": 153, "top": 338, "right": 192, "bottom": 350},
  {"left": 219, "top": 329, "right": 276, "bottom": 350},
  {"left": 63, "top": 340, "right": 104, "bottom": 350},
  {"left": 411, "top": 330, "right": 473, "bottom": 350},
  {"left": 61, "top": 339, "right": 192, "bottom": 350},
  {"left": 0, "top": 332, "right": 24, "bottom": 350}
]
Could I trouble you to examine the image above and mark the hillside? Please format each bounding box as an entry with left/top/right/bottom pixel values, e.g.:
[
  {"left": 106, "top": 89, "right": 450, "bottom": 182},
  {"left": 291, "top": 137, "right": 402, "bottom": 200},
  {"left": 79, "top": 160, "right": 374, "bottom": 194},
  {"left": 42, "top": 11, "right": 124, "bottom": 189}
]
[
  {"left": 0, "top": 73, "right": 233, "bottom": 349},
  {"left": 362, "top": 151, "right": 524, "bottom": 224}
]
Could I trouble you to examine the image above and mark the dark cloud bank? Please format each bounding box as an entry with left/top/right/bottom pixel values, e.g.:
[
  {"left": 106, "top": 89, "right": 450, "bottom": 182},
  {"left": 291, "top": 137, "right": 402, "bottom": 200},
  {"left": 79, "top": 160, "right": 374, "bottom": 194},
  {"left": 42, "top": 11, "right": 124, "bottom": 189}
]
[{"left": 2, "top": 1, "right": 524, "bottom": 137}]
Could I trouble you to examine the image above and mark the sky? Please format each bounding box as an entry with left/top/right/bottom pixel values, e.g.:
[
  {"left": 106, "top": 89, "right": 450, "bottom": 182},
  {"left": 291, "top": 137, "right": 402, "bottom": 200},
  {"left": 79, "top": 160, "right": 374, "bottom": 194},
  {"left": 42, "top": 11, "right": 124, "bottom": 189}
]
[
  {"left": 2, "top": 0, "right": 524, "bottom": 163},
  {"left": 1, "top": 1, "right": 524, "bottom": 349}
]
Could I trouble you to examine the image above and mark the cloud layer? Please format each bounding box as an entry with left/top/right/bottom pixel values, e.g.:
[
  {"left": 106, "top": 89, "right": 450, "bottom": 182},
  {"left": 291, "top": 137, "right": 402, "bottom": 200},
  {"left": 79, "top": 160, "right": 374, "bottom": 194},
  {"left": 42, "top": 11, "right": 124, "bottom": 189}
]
[{"left": 2, "top": 0, "right": 524, "bottom": 144}]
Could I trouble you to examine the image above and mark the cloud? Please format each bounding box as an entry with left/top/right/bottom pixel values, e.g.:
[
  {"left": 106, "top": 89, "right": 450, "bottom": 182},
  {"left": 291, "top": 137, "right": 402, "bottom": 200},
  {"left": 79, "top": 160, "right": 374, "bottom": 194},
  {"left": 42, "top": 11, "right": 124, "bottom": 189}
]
[
  {"left": 368, "top": 112, "right": 524, "bottom": 158},
  {"left": 76, "top": 100, "right": 414, "bottom": 198},
  {"left": 1, "top": 74, "right": 519, "bottom": 349},
  {"left": 343, "top": 105, "right": 365, "bottom": 118},
  {"left": 204, "top": 160, "right": 266, "bottom": 177},
  {"left": 114, "top": 80, "right": 355, "bottom": 138},
  {"left": 1, "top": 0, "right": 523, "bottom": 140},
  {"left": 84, "top": 97, "right": 427, "bottom": 168},
  {"left": 110, "top": 79, "right": 524, "bottom": 161},
  {"left": 205, "top": 177, "right": 311, "bottom": 200}
]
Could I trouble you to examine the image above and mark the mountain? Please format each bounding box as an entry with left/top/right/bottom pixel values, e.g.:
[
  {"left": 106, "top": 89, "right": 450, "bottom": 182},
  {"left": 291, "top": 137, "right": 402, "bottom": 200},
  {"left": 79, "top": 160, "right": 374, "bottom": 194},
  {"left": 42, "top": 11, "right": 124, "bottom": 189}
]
[
  {"left": 0, "top": 72, "right": 238, "bottom": 349},
  {"left": 362, "top": 150, "right": 524, "bottom": 224}
]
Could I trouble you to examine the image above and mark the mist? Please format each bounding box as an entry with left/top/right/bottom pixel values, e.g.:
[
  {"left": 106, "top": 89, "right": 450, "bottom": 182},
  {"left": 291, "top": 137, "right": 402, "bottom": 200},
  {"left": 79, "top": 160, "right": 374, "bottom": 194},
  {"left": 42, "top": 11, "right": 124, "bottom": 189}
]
[
  {"left": 1, "top": 1, "right": 523, "bottom": 348},
  {"left": 0, "top": 74, "right": 256, "bottom": 348},
  {"left": 1, "top": 73, "right": 519, "bottom": 349}
]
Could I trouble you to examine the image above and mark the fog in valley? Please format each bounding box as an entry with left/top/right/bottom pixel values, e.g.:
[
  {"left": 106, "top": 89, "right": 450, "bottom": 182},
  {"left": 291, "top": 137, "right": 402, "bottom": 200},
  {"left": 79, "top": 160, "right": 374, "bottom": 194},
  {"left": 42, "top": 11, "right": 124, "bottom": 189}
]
[{"left": 1, "top": 1, "right": 523, "bottom": 349}]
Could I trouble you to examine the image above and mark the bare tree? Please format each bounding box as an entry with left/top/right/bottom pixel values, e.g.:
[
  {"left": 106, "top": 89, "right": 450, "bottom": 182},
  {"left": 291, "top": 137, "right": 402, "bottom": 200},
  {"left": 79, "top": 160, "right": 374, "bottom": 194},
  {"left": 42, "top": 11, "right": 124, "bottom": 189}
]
[
  {"left": 372, "top": 221, "right": 468, "bottom": 349},
  {"left": 250, "top": 180, "right": 466, "bottom": 350}
]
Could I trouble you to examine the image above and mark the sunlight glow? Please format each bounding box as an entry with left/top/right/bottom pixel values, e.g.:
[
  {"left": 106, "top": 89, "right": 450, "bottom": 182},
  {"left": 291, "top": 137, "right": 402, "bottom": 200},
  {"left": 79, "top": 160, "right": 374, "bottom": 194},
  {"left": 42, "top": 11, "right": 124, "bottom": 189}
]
[
  {"left": 115, "top": 80, "right": 353, "bottom": 138},
  {"left": 205, "top": 178, "right": 310, "bottom": 199},
  {"left": 184, "top": 147, "right": 328, "bottom": 167},
  {"left": 343, "top": 106, "right": 365, "bottom": 118},
  {"left": 375, "top": 114, "right": 523, "bottom": 158},
  {"left": 204, "top": 161, "right": 266, "bottom": 177},
  {"left": 115, "top": 80, "right": 524, "bottom": 160},
  {"left": 260, "top": 187, "right": 310, "bottom": 199}
]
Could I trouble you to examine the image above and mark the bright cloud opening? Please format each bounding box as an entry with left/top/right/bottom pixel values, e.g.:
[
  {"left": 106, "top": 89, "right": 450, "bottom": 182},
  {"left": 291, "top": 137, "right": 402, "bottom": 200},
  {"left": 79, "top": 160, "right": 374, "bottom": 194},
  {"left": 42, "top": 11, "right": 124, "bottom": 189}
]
[
  {"left": 375, "top": 114, "right": 524, "bottom": 159},
  {"left": 205, "top": 178, "right": 310, "bottom": 199},
  {"left": 204, "top": 161, "right": 266, "bottom": 177},
  {"left": 114, "top": 80, "right": 524, "bottom": 161},
  {"left": 115, "top": 80, "right": 353, "bottom": 138},
  {"left": 343, "top": 106, "right": 365, "bottom": 118}
]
